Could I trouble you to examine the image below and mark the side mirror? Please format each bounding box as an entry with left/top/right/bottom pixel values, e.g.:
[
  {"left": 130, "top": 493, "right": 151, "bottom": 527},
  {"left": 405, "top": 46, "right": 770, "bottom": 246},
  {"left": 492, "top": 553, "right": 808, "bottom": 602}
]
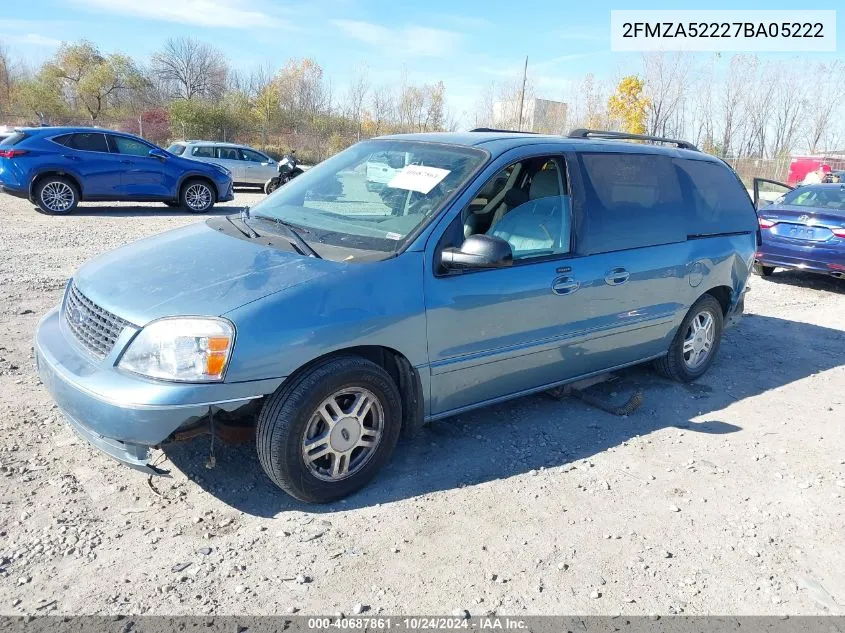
[
  {"left": 149, "top": 148, "right": 168, "bottom": 161},
  {"left": 441, "top": 234, "right": 513, "bottom": 270}
]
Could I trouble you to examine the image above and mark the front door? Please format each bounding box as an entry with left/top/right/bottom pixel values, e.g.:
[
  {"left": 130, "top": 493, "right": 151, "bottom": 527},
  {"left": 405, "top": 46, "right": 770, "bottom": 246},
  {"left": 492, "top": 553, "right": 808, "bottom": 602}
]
[
  {"left": 108, "top": 135, "right": 168, "bottom": 197},
  {"left": 753, "top": 177, "right": 794, "bottom": 210}
]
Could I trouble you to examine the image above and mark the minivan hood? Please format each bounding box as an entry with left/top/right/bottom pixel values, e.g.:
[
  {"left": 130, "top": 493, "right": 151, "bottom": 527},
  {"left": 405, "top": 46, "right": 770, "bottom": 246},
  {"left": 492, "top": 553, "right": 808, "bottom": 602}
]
[{"left": 74, "top": 221, "right": 330, "bottom": 325}]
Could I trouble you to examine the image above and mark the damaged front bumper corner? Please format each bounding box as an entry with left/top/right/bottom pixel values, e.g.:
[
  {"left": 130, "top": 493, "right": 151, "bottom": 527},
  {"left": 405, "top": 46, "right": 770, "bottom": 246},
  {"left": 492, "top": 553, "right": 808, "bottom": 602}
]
[{"left": 34, "top": 307, "right": 282, "bottom": 475}]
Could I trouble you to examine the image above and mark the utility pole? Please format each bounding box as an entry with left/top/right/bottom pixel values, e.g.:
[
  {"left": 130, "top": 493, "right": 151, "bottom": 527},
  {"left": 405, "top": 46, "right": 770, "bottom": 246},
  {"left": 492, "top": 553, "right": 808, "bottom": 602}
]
[{"left": 517, "top": 56, "right": 528, "bottom": 131}]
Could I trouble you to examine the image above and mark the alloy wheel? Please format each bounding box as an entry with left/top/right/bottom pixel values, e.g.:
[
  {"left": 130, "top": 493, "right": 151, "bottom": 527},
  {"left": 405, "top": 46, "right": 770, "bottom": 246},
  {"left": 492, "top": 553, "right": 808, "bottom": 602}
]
[
  {"left": 185, "top": 184, "right": 212, "bottom": 211},
  {"left": 41, "top": 181, "right": 74, "bottom": 213},
  {"left": 301, "top": 387, "right": 384, "bottom": 482},
  {"left": 682, "top": 310, "right": 716, "bottom": 369}
]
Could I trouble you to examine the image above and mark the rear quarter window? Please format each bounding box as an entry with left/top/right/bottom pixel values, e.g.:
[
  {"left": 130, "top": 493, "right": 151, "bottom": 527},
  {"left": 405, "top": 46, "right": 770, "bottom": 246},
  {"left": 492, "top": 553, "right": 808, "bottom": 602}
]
[
  {"left": 674, "top": 159, "right": 757, "bottom": 235},
  {"left": 575, "top": 152, "right": 686, "bottom": 255}
]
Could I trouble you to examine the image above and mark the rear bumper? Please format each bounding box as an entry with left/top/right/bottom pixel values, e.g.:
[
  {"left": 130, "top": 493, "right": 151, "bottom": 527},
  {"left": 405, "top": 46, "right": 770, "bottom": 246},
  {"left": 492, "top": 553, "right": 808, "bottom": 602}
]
[
  {"left": 34, "top": 307, "right": 281, "bottom": 473},
  {"left": 724, "top": 287, "right": 746, "bottom": 330},
  {"left": 757, "top": 241, "right": 845, "bottom": 275}
]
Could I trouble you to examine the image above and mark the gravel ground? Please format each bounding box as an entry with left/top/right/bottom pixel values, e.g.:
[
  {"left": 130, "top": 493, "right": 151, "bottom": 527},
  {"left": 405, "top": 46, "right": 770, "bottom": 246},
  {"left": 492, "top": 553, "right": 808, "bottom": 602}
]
[{"left": 0, "top": 192, "right": 843, "bottom": 616}]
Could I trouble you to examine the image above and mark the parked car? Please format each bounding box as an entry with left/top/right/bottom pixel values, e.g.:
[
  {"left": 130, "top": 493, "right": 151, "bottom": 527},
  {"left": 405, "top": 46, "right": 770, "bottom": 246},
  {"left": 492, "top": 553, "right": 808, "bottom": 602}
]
[
  {"left": 34, "top": 129, "right": 757, "bottom": 503},
  {"left": 0, "top": 127, "right": 233, "bottom": 214},
  {"left": 752, "top": 178, "right": 845, "bottom": 279},
  {"left": 168, "top": 140, "right": 278, "bottom": 188}
]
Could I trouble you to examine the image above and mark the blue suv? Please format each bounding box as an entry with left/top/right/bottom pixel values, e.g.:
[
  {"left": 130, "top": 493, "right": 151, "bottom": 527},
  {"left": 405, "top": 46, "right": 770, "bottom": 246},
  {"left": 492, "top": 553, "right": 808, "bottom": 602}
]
[
  {"left": 0, "top": 127, "right": 233, "bottom": 214},
  {"left": 34, "top": 129, "right": 757, "bottom": 503}
]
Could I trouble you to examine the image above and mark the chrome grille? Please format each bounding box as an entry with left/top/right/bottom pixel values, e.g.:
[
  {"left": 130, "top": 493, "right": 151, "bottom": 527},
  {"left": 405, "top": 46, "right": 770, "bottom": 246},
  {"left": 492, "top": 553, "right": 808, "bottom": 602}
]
[{"left": 64, "top": 283, "right": 133, "bottom": 359}]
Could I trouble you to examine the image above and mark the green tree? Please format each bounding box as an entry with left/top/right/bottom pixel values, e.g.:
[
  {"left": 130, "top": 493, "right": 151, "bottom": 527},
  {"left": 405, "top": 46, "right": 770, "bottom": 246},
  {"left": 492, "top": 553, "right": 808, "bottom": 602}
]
[
  {"left": 13, "top": 71, "right": 66, "bottom": 124},
  {"left": 607, "top": 75, "right": 650, "bottom": 135},
  {"left": 47, "top": 40, "right": 144, "bottom": 121}
]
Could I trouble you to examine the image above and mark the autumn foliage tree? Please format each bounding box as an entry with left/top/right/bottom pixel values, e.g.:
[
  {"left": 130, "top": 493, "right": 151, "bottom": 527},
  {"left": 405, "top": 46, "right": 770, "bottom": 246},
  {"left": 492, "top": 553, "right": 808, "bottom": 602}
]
[{"left": 607, "top": 75, "right": 650, "bottom": 135}]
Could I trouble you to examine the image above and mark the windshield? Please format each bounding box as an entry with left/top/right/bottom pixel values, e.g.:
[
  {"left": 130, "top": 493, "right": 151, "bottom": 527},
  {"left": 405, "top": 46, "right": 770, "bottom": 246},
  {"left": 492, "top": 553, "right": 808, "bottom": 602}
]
[
  {"left": 781, "top": 186, "right": 845, "bottom": 212},
  {"left": 249, "top": 139, "right": 487, "bottom": 253}
]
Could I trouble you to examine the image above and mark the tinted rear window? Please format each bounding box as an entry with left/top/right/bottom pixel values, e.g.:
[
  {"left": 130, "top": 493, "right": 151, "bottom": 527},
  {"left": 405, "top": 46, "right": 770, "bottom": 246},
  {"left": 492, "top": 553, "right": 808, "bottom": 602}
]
[
  {"left": 167, "top": 143, "right": 185, "bottom": 155},
  {"left": 781, "top": 186, "right": 845, "bottom": 212},
  {"left": 575, "top": 153, "right": 685, "bottom": 254},
  {"left": 1, "top": 132, "right": 28, "bottom": 146},
  {"left": 66, "top": 133, "right": 109, "bottom": 153},
  {"left": 674, "top": 159, "right": 757, "bottom": 235}
]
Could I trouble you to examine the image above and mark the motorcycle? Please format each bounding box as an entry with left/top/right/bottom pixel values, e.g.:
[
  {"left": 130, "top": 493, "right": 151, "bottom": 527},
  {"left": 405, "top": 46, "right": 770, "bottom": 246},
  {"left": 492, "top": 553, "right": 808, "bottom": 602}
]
[{"left": 264, "top": 152, "right": 304, "bottom": 194}]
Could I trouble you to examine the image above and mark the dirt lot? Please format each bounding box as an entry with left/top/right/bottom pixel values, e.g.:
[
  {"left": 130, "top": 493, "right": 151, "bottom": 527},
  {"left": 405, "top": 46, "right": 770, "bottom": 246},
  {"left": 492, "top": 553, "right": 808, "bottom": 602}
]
[{"left": 0, "top": 192, "right": 843, "bottom": 617}]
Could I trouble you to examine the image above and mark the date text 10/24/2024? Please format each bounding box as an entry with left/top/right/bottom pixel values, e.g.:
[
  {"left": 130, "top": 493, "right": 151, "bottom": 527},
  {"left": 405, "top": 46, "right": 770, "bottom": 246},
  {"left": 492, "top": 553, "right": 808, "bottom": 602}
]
[{"left": 306, "top": 617, "right": 528, "bottom": 630}]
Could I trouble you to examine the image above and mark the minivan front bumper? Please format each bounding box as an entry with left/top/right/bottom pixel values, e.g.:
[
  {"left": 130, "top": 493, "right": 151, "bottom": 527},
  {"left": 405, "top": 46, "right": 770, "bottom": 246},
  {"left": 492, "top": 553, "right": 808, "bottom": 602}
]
[{"left": 34, "top": 307, "right": 281, "bottom": 473}]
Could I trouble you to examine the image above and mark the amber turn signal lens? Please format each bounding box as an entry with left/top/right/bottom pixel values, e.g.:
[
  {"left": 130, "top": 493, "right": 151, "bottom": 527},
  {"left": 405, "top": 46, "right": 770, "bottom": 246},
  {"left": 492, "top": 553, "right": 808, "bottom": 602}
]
[
  {"left": 206, "top": 353, "right": 227, "bottom": 377},
  {"left": 207, "top": 336, "right": 230, "bottom": 352}
]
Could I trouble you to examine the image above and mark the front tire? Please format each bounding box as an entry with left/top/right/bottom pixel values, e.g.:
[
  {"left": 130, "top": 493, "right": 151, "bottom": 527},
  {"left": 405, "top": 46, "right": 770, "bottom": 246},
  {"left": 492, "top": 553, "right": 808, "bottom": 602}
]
[
  {"left": 34, "top": 177, "right": 78, "bottom": 215},
  {"left": 654, "top": 294, "right": 724, "bottom": 382},
  {"left": 264, "top": 178, "right": 281, "bottom": 195},
  {"left": 180, "top": 179, "right": 215, "bottom": 213},
  {"left": 256, "top": 356, "right": 402, "bottom": 503}
]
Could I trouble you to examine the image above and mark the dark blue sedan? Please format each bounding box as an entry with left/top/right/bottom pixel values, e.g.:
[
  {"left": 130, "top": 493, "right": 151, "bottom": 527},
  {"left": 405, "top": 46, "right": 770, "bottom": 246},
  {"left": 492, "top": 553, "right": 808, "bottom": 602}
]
[
  {"left": 0, "top": 127, "right": 233, "bottom": 214},
  {"left": 753, "top": 179, "right": 845, "bottom": 280}
]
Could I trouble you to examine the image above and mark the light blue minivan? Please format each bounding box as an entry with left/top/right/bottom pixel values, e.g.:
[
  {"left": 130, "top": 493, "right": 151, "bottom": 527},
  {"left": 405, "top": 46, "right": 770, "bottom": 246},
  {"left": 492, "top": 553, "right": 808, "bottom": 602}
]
[{"left": 34, "top": 129, "right": 758, "bottom": 502}]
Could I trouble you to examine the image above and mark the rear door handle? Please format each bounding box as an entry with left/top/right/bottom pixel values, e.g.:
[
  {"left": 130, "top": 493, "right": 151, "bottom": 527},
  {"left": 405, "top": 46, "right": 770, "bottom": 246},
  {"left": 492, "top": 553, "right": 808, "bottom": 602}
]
[
  {"left": 120, "top": 159, "right": 132, "bottom": 164},
  {"left": 552, "top": 276, "right": 580, "bottom": 295},
  {"left": 62, "top": 154, "right": 80, "bottom": 161},
  {"left": 605, "top": 267, "right": 630, "bottom": 286}
]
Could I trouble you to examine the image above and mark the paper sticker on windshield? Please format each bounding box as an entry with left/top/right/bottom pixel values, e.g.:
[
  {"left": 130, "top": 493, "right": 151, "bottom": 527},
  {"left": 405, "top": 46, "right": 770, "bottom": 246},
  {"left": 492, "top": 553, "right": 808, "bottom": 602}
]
[
  {"left": 387, "top": 165, "right": 450, "bottom": 194},
  {"left": 385, "top": 232, "right": 403, "bottom": 240}
]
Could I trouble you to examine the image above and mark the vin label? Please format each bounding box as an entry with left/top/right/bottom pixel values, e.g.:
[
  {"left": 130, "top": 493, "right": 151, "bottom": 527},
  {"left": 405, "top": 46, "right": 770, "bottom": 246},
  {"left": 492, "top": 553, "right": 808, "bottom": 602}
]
[{"left": 611, "top": 10, "right": 836, "bottom": 52}]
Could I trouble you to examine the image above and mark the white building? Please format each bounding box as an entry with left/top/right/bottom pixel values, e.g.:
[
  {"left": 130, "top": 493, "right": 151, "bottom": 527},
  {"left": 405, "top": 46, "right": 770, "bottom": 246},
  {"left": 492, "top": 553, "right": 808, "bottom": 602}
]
[{"left": 493, "top": 98, "right": 568, "bottom": 134}]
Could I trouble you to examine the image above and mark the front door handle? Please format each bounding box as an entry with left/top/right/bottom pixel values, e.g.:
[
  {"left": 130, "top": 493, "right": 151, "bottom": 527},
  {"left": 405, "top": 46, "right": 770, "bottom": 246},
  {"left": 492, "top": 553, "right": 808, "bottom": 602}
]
[
  {"left": 605, "top": 267, "right": 630, "bottom": 286},
  {"left": 120, "top": 159, "right": 132, "bottom": 164},
  {"left": 552, "top": 276, "right": 580, "bottom": 295},
  {"left": 62, "top": 154, "right": 80, "bottom": 161}
]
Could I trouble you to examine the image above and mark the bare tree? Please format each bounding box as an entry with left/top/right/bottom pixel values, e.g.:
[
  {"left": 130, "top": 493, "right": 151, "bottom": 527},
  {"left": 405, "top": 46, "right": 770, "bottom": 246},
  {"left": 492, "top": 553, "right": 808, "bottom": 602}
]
[
  {"left": 718, "top": 55, "right": 756, "bottom": 157},
  {"left": 370, "top": 85, "right": 394, "bottom": 135},
  {"left": 805, "top": 60, "right": 845, "bottom": 153},
  {"left": 768, "top": 61, "right": 805, "bottom": 158},
  {"left": 344, "top": 66, "right": 369, "bottom": 141},
  {"left": 152, "top": 37, "right": 227, "bottom": 101},
  {"left": 0, "top": 42, "right": 15, "bottom": 112},
  {"left": 642, "top": 52, "right": 693, "bottom": 137}
]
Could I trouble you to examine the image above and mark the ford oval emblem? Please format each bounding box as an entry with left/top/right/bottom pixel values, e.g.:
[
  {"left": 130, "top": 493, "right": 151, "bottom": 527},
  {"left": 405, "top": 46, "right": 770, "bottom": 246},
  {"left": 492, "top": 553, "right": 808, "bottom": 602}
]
[{"left": 68, "top": 307, "right": 86, "bottom": 327}]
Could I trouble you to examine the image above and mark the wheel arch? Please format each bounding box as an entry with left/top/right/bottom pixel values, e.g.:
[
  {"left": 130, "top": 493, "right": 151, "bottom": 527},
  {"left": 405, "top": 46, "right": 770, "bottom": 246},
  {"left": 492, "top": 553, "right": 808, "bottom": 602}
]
[
  {"left": 702, "top": 284, "right": 733, "bottom": 316},
  {"left": 30, "top": 170, "right": 83, "bottom": 201},
  {"left": 177, "top": 173, "right": 218, "bottom": 199},
  {"left": 281, "top": 345, "right": 425, "bottom": 439}
]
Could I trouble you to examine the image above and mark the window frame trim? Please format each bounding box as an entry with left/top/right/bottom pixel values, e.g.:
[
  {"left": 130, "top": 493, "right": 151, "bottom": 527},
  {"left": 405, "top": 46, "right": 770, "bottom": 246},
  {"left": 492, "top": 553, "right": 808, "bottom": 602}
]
[{"left": 64, "top": 132, "right": 111, "bottom": 154}]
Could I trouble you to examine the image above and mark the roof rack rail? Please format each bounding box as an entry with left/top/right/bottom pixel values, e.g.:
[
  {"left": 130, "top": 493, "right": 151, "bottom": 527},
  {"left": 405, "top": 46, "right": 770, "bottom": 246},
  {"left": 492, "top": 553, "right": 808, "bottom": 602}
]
[
  {"left": 469, "top": 127, "right": 538, "bottom": 134},
  {"left": 567, "top": 128, "right": 698, "bottom": 151}
]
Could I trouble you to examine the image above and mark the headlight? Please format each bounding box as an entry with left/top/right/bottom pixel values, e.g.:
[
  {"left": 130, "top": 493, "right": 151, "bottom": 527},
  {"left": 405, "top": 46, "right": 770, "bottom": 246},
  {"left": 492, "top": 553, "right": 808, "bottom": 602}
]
[
  {"left": 211, "top": 163, "right": 231, "bottom": 176},
  {"left": 118, "top": 317, "right": 234, "bottom": 382}
]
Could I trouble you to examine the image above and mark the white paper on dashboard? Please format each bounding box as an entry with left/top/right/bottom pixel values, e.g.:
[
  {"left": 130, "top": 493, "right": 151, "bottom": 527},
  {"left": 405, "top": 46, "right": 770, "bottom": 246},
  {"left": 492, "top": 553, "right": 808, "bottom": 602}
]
[{"left": 387, "top": 165, "right": 450, "bottom": 194}]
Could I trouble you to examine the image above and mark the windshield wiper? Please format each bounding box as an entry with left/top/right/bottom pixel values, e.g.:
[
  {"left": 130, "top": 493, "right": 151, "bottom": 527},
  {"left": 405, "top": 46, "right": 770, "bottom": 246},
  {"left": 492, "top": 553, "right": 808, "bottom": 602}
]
[
  {"left": 252, "top": 214, "right": 321, "bottom": 258},
  {"left": 226, "top": 208, "right": 259, "bottom": 239}
]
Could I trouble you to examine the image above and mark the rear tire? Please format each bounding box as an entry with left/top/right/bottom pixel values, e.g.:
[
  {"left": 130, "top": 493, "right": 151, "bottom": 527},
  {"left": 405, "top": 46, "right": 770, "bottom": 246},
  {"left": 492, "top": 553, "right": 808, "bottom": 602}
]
[
  {"left": 654, "top": 294, "right": 724, "bottom": 382},
  {"left": 256, "top": 356, "right": 403, "bottom": 503},
  {"left": 34, "top": 176, "right": 79, "bottom": 215},
  {"left": 753, "top": 263, "right": 775, "bottom": 277},
  {"left": 180, "top": 179, "right": 215, "bottom": 213}
]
